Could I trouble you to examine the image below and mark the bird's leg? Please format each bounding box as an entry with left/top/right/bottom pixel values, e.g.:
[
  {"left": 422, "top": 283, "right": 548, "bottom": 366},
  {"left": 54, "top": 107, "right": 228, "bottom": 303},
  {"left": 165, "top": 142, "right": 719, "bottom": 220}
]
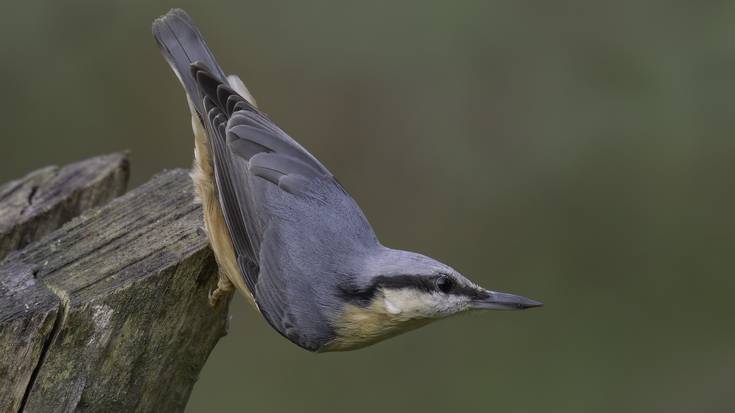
[{"left": 209, "top": 273, "right": 235, "bottom": 307}]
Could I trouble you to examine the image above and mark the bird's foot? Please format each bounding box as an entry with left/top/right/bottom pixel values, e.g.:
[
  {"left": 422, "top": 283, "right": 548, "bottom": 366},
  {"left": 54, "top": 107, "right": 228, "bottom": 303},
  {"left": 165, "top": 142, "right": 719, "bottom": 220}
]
[{"left": 208, "top": 274, "right": 235, "bottom": 307}]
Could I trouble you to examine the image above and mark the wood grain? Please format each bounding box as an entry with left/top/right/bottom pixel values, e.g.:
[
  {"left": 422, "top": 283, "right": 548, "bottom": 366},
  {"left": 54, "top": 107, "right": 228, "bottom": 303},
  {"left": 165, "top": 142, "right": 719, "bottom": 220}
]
[
  {"left": 0, "top": 153, "right": 130, "bottom": 261},
  {"left": 0, "top": 164, "right": 230, "bottom": 413}
]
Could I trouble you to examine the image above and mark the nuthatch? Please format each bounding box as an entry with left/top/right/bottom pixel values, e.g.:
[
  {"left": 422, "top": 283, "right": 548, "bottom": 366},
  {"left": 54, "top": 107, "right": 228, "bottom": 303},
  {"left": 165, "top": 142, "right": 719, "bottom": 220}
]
[{"left": 152, "top": 9, "right": 542, "bottom": 352}]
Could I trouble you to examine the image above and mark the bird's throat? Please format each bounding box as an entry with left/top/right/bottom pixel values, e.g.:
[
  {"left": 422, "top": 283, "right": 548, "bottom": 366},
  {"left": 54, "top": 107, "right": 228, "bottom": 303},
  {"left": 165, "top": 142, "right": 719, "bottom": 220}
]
[{"left": 324, "top": 296, "right": 434, "bottom": 351}]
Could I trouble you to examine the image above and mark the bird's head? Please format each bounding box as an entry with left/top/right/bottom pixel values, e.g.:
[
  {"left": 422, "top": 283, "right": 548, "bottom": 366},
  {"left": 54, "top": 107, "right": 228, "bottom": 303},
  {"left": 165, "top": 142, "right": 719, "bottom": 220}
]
[{"left": 325, "top": 248, "right": 542, "bottom": 351}]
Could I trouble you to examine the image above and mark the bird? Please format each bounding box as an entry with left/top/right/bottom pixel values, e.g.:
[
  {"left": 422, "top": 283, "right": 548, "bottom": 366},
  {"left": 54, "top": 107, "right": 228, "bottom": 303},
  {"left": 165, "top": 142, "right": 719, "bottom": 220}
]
[{"left": 152, "top": 8, "right": 542, "bottom": 352}]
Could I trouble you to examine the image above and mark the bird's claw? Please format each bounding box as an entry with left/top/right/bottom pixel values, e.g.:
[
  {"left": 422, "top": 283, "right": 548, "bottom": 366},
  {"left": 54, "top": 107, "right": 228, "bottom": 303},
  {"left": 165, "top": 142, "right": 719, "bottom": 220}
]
[
  {"left": 208, "top": 287, "right": 227, "bottom": 307},
  {"left": 208, "top": 273, "right": 235, "bottom": 307}
]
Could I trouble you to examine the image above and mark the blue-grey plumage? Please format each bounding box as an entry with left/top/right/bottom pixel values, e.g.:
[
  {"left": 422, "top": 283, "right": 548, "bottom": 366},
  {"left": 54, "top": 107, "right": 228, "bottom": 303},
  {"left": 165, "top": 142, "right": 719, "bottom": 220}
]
[{"left": 152, "top": 9, "right": 542, "bottom": 352}]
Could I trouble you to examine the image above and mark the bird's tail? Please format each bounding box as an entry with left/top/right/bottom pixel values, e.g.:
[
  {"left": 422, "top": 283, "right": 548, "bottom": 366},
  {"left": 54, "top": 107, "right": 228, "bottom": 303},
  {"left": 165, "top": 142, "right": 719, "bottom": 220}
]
[{"left": 152, "top": 9, "right": 228, "bottom": 116}]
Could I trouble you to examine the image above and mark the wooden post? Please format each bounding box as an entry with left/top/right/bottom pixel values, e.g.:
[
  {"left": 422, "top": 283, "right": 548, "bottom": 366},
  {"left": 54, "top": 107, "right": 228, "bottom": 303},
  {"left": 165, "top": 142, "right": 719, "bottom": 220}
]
[{"left": 0, "top": 154, "right": 231, "bottom": 412}]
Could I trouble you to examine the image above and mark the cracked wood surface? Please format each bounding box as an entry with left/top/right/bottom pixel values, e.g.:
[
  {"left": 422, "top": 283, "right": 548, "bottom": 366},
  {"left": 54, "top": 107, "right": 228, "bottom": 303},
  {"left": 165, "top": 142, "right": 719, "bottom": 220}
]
[
  {"left": 0, "top": 153, "right": 130, "bottom": 262},
  {"left": 0, "top": 161, "right": 230, "bottom": 413}
]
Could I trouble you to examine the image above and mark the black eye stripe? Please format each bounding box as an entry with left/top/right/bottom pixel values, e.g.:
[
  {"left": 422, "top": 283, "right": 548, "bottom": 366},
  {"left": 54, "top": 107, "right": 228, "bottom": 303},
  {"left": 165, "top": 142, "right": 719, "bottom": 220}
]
[
  {"left": 373, "top": 275, "right": 435, "bottom": 293},
  {"left": 339, "top": 274, "right": 486, "bottom": 307},
  {"left": 337, "top": 275, "right": 432, "bottom": 306}
]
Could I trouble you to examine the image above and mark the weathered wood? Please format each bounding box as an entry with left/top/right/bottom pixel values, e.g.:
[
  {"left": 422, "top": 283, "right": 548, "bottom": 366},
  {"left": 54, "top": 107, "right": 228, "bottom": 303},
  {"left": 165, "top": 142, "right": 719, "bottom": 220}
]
[
  {"left": 0, "top": 153, "right": 129, "bottom": 412},
  {"left": 0, "top": 168, "right": 230, "bottom": 413},
  {"left": 0, "top": 153, "right": 130, "bottom": 261},
  {"left": 0, "top": 261, "right": 59, "bottom": 413}
]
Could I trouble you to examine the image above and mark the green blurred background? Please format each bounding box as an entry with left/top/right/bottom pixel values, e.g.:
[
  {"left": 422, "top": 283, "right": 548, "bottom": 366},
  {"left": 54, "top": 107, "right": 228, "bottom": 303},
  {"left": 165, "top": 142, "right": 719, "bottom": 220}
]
[{"left": 2, "top": 1, "right": 734, "bottom": 412}]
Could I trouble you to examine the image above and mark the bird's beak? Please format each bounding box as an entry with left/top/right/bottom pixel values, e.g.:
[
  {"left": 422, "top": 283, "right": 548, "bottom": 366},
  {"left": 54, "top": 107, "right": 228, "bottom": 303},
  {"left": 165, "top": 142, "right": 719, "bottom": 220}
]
[{"left": 471, "top": 290, "right": 543, "bottom": 310}]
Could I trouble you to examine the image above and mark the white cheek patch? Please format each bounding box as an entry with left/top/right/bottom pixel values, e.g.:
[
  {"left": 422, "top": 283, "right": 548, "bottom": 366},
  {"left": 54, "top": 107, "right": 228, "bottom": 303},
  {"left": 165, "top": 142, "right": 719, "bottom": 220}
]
[
  {"left": 382, "top": 287, "right": 472, "bottom": 319},
  {"left": 383, "top": 297, "right": 402, "bottom": 314},
  {"left": 382, "top": 288, "right": 422, "bottom": 316},
  {"left": 382, "top": 288, "right": 449, "bottom": 318}
]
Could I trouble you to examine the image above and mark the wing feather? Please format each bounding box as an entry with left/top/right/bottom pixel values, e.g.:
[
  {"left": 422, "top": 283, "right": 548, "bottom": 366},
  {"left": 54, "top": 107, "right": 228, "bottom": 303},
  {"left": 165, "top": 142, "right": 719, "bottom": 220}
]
[{"left": 192, "top": 65, "right": 338, "bottom": 340}]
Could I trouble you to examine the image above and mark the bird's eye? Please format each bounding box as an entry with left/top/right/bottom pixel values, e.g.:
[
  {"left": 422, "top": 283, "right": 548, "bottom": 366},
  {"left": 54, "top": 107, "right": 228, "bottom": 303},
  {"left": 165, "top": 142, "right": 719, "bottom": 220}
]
[{"left": 435, "top": 275, "right": 454, "bottom": 294}]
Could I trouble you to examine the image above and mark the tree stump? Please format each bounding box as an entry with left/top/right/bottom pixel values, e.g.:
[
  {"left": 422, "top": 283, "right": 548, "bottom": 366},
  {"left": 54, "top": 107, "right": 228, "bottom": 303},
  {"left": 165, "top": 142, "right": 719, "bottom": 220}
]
[{"left": 0, "top": 154, "right": 230, "bottom": 413}]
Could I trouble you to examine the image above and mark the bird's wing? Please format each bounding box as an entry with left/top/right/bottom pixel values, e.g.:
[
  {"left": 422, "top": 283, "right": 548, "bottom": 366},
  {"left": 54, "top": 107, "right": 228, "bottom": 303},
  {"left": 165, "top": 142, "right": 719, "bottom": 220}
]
[
  {"left": 193, "top": 63, "right": 330, "bottom": 279},
  {"left": 193, "top": 65, "right": 371, "bottom": 349}
]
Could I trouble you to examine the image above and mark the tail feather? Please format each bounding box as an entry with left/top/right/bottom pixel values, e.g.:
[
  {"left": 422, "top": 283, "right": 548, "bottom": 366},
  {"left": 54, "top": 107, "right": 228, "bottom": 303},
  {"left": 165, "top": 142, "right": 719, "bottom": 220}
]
[{"left": 152, "top": 9, "right": 226, "bottom": 116}]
